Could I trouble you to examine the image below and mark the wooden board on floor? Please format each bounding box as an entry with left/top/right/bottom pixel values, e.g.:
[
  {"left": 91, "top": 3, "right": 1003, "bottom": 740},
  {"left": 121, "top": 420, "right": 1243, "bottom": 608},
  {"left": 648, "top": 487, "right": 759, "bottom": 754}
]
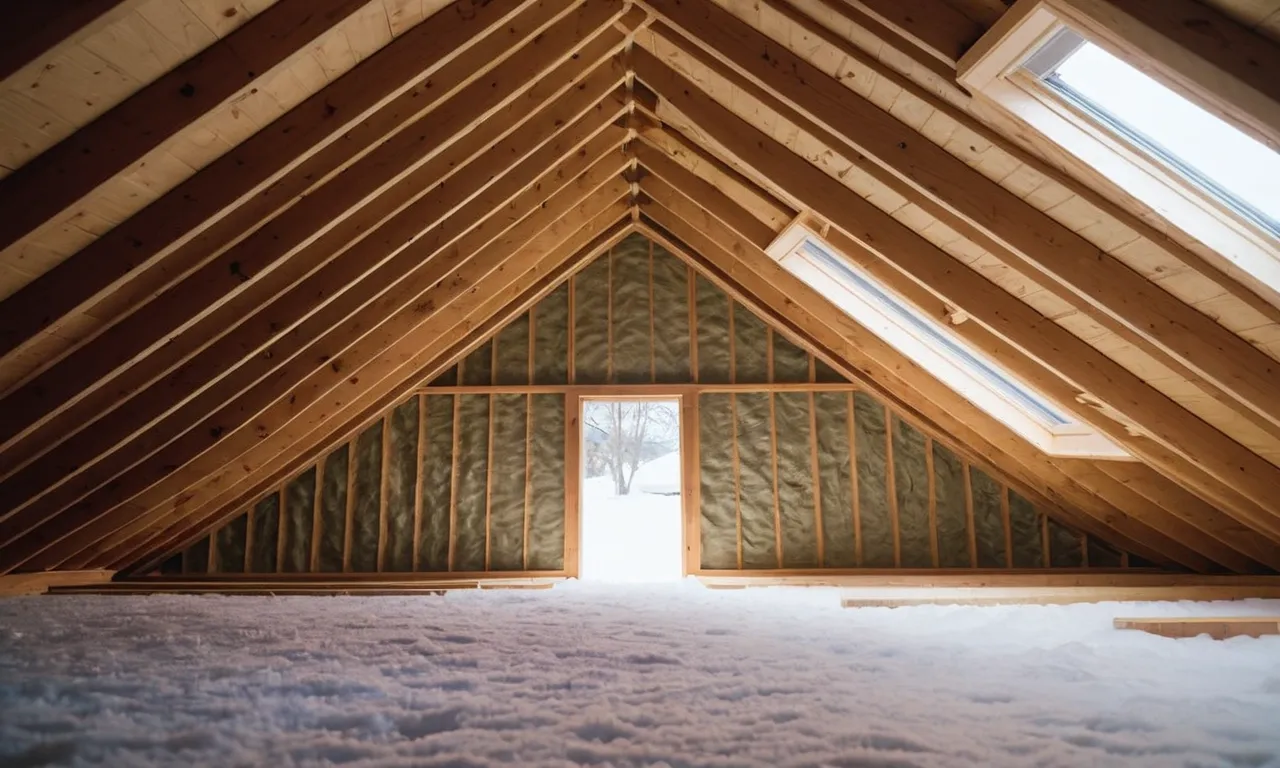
[
  {"left": 0, "top": 569, "right": 115, "bottom": 596},
  {"left": 1114, "top": 616, "right": 1280, "bottom": 639},
  {"left": 840, "top": 586, "right": 1280, "bottom": 607},
  {"left": 47, "top": 575, "right": 563, "bottom": 595}
]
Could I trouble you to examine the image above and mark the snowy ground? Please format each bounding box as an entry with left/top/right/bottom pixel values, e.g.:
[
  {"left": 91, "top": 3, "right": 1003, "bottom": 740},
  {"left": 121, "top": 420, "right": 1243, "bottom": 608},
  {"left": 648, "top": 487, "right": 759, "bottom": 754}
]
[
  {"left": 3, "top": 586, "right": 1280, "bottom": 767},
  {"left": 580, "top": 455, "right": 683, "bottom": 583}
]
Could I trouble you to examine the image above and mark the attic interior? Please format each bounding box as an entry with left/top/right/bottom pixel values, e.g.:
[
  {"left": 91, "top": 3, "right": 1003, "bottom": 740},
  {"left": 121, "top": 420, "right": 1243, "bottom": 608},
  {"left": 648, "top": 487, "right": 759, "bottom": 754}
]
[{"left": 1, "top": 0, "right": 1279, "bottom": 763}]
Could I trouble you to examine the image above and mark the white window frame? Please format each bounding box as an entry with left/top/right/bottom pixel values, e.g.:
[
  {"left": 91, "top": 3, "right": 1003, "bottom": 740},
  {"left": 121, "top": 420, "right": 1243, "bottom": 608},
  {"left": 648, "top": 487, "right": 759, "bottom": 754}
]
[
  {"left": 957, "top": 0, "right": 1280, "bottom": 299},
  {"left": 767, "top": 221, "right": 1130, "bottom": 460}
]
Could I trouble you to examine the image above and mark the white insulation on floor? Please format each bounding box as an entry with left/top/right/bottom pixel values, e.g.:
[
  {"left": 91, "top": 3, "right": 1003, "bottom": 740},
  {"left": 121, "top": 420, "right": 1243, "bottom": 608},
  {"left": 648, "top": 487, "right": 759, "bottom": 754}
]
[{"left": 2, "top": 583, "right": 1280, "bottom": 768}]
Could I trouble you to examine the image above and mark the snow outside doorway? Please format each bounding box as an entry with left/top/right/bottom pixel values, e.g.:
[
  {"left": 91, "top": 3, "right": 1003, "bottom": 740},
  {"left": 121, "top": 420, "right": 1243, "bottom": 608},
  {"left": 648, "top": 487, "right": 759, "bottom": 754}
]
[{"left": 579, "top": 399, "right": 683, "bottom": 583}]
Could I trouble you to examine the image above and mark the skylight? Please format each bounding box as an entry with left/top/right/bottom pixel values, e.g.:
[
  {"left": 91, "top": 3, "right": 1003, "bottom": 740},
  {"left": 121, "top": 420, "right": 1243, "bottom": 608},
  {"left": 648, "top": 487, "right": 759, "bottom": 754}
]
[
  {"left": 1025, "top": 31, "right": 1280, "bottom": 237},
  {"left": 768, "top": 223, "right": 1129, "bottom": 459}
]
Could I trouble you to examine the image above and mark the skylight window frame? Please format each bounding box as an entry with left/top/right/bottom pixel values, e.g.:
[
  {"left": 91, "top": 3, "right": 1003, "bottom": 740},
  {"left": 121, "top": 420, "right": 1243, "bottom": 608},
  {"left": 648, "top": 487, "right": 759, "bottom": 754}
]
[
  {"left": 957, "top": 1, "right": 1280, "bottom": 301},
  {"left": 766, "top": 221, "right": 1130, "bottom": 460}
]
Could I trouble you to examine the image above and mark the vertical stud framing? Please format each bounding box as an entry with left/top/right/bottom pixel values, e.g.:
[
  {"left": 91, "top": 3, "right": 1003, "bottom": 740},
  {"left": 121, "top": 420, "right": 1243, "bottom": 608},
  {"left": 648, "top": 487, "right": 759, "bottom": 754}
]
[
  {"left": 244, "top": 502, "right": 255, "bottom": 573},
  {"left": 680, "top": 393, "right": 701, "bottom": 575},
  {"left": 768, "top": 391, "right": 783, "bottom": 568},
  {"left": 926, "top": 436, "right": 938, "bottom": 568},
  {"left": 846, "top": 391, "right": 861, "bottom": 567},
  {"left": 808, "top": 390, "right": 824, "bottom": 567},
  {"left": 963, "top": 460, "right": 977, "bottom": 568},
  {"left": 378, "top": 414, "right": 391, "bottom": 572},
  {"left": 412, "top": 394, "right": 426, "bottom": 572},
  {"left": 343, "top": 437, "right": 357, "bottom": 573},
  {"left": 688, "top": 264, "right": 698, "bottom": 382},
  {"left": 886, "top": 409, "right": 901, "bottom": 568},
  {"left": 447, "top": 362, "right": 463, "bottom": 572},
  {"left": 731, "top": 394, "right": 743, "bottom": 569},
  {"left": 564, "top": 392, "right": 582, "bottom": 578},
  {"left": 1001, "top": 485, "right": 1013, "bottom": 569},
  {"left": 276, "top": 487, "right": 287, "bottom": 574}
]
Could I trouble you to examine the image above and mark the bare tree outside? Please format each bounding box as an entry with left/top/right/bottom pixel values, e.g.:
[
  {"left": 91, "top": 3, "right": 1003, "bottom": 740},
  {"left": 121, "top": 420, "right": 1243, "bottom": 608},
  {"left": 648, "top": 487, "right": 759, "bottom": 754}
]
[{"left": 583, "top": 400, "right": 679, "bottom": 496}]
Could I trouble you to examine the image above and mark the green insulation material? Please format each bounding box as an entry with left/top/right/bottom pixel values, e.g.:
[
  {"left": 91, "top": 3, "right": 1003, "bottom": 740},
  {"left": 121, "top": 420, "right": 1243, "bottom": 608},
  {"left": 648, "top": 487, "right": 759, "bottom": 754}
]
[
  {"left": 533, "top": 284, "right": 569, "bottom": 385},
  {"left": 651, "top": 246, "right": 690, "bottom": 383},
  {"left": 1049, "top": 519, "right": 1084, "bottom": 567},
  {"left": 970, "top": 466, "right": 1007, "bottom": 568},
  {"left": 733, "top": 302, "right": 768, "bottom": 383},
  {"left": 893, "top": 416, "right": 932, "bottom": 568},
  {"left": 185, "top": 536, "right": 209, "bottom": 574},
  {"left": 573, "top": 255, "right": 609, "bottom": 384},
  {"left": 462, "top": 340, "right": 493, "bottom": 386},
  {"left": 612, "top": 235, "right": 652, "bottom": 384},
  {"left": 489, "top": 394, "right": 529, "bottom": 570},
  {"left": 419, "top": 395, "right": 455, "bottom": 572},
  {"left": 384, "top": 397, "right": 418, "bottom": 573},
  {"left": 735, "top": 392, "right": 777, "bottom": 569},
  {"left": 696, "top": 275, "right": 731, "bottom": 384},
  {"left": 854, "top": 392, "right": 893, "bottom": 567},
  {"left": 214, "top": 514, "right": 247, "bottom": 573},
  {"left": 1009, "top": 491, "right": 1043, "bottom": 568},
  {"left": 527, "top": 394, "right": 565, "bottom": 570},
  {"left": 772, "top": 332, "right": 809, "bottom": 383},
  {"left": 350, "top": 420, "right": 383, "bottom": 572},
  {"left": 698, "top": 393, "right": 738, "bottom": 569},
  {"left": 317, "top": 444, "right": 349, "bottom": 573},
  {"left": 453, "top": 394, "right": 491, "bottom": 571},
  {"left": 775, "top": 392, "right": 818, "bottom": 567},
  {"left": 814, "top": 392, "right": 856, "bottom": 568},
  {"left": 494, "top": 313, "right": 531, "bottom": 386},
  {"left": 932, "top": 443, "right": 970, "bottom": 568},
  {"left": 814, "top": 357, "right": 844, "bottom": 383},
  {"left": 1088, "top": 536, "right": 1124, "bottom": 568},
  {"left": 281, "top": 467, "right": 316, "bottom": 573},
  {"left": 249, "top": 493, "right": 280, "bottom": 573}
]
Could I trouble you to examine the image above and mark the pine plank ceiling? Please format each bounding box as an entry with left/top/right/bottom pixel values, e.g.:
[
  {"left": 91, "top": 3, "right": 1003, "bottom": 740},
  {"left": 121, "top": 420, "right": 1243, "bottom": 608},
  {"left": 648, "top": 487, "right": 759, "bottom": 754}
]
[{"left": 0, "top": 0, "right": 1277, "bottom": 575}]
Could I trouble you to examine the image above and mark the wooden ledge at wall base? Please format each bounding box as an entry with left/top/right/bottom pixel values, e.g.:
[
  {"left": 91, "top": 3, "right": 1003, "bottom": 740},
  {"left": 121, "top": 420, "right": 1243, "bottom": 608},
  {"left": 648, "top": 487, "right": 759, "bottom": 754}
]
[
  {"left": 1114, "top": 617, "right": 1280, "bottom": 640},
  {"left": 839, "top": 585, "right": 1280, "bottom": 607},
  {"left": 0, "top": 570, "right": 114, "bottom": 596},
  {"left": 45, "top": 575, "right": 564, "bottom": 596}
]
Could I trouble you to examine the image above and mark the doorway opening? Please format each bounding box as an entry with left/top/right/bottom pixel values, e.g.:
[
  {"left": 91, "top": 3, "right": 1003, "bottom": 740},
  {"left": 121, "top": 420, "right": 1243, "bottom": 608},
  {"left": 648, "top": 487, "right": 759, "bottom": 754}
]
[{"left": 579, "top": 398, "right": 684, "bottom": 583}]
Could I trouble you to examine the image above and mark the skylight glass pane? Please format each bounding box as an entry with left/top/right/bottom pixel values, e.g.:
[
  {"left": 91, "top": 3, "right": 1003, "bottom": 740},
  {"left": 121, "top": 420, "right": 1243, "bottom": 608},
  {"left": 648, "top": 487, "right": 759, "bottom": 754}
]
[
  {"left": 798, "top": 239, "right": 1071, "bottom": 427},
  {"left": 1044, "top": 41, "right": 1280, "bottom": 234}
]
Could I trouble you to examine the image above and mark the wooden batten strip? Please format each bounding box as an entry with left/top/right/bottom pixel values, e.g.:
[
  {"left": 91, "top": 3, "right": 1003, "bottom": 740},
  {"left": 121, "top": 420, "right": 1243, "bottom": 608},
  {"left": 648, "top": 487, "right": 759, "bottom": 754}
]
[
  {"left": 1042, "top": 513, "right": 1052, "bottom": 569},
  {"left": 730, "top": 394, "right": 744, "bottom": 569},
  {"left": 412, "top": 394, "right": 427, "bottom": 572},
  {"left": 766, "top": 327, "right": 774, "bottom": 384},
  {"left": 769, "top": 391, "right": 783, "bottom": 568},
  {"left": 963, "top": 462, "right": 977, "bottom": 567},
  {"left": 688, "top": 264, "right": 699, "bottom": 381},
  {"left": 926, "top": 436, "right": 938, "bottom": 568},
  {"left": 564, "top": 393, "right": 583, "bottom": 577},
  {"left": 447, "top": 395, "right": 463, "bottom": 572},
  {"left": 484, "top": 343, "right": 498, "bottom": 571},
  {"left": 568, "top": 273, "right": 577, "bottom": 384},
  {"left": 680, "top": 394, "right": 702, "bottom": 575},
  {"left": 310, "top": 460, "right": 324, "bottom": 573},
  {"left": 378, "top": 414, "right": 392, "bottom": 572},
  {"left": 808, "top": 391, "right": 824, "bottom": 566},
  {"left": 343, "top": 437, "right": 357, "bottom": 573},
  {"left": 207, "top": 527, "right": 217, "bottom": 573},
  {"left": 244, "top": 504, "right": 255, "bottom": 574},
  {"left": 885, "top": 409, "right": 900, "bottom": 568},
  {"left": 607, "top": 245, "right": 615, "bottom": 383},
  {"left": 649, "top": 239, "right": 657, "bottom": 382},
  {"left": 846, "top": 391, "right": 861, "bottom": 567},
  {"left": 277, "top": 487, "right": 287, "bottom": 574},
  {"left": 1001, "top": 485, "right": 1013, "bottom": 569},
  {"left": 524, "top": 306, "right": 536, "bottom": 570}
]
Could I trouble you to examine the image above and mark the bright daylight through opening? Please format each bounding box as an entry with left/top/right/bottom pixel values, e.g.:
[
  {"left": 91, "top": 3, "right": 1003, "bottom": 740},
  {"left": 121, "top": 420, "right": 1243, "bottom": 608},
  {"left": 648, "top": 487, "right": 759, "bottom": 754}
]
[
  {"left": 1026, "top": 31, "right": 1280, "bottom": 237},
  {"left": 579, "top": 399, "right": 683, "bottom": 583}
]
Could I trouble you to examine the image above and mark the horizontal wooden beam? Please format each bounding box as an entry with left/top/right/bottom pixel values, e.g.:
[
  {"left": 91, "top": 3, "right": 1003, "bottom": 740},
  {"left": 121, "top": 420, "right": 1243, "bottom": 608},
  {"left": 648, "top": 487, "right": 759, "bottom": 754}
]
[
  {"left": 1114, "top": 616, "right": 1280, "bottom": 639},
  {"left": 0, "top": 0, "right": 142, "bottom": 82},
  {"left": 699, "top": 571, "right": 1280, "bottom": 587},
  {"left": 414, "top": 382, "right": 860, "bottom": 394},
  {"left": 841, "top": 585, "right": 1280, "bottom": 606}
]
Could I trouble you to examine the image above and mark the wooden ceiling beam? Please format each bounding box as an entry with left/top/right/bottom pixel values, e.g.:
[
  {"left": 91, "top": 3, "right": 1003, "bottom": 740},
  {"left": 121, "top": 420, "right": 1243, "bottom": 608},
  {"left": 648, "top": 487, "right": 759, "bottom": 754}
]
[
  {"left": 631, "top": 48, "right": 1280, "bottom": 525},
  {"left": 118, "top": 214, "right": 633, "bottom": 574},
  {"left": 0, "top": 0, "right": 550, "bottom": 361},
  {"left": 0, "top": 4, "right": 627, "bottom": 474},
  {"left": 0, "top": 0, "right": 373, "bottom": 253},
  {"left": 637, "top": 0, "right": 1280, "bottom": 440},
  {"left": 639, "top": 190, "right": 1221, "bottom": 571},
  {"left": 832, "top": 0, "right": 983, "bottom": 67},
  {"left": 21, "top": 167, "right": 633, "bottom": 574},
  {"left": 0, "top": 0, "right": 144, "bottom": 82},
  {"left": 0, "top": 46, "right": 629, "bottom": 524}
]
